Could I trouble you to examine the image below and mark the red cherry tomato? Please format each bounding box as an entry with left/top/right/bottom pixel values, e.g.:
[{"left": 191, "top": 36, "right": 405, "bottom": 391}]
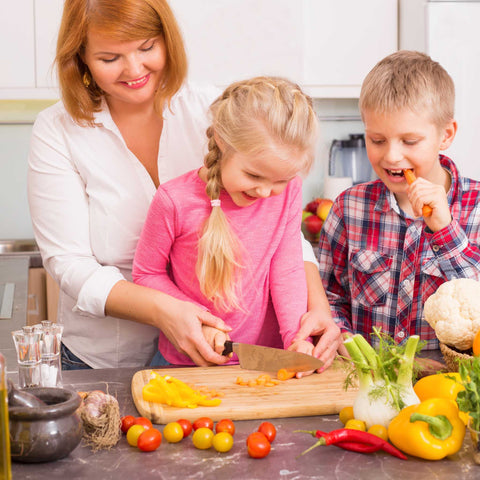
[
  {"left": 134, "top": 417, "right": 153, "bottom": 429},
  {"left": 120, "top": 415, "right": 136, "bottom": 434},
  {"left": 258, "top": 422, "right": 276, "bottom": 443},
  {"left": 215, "top": 419, "right": 235, "bottom": 436},
  {"left": 247, "top": 432, "right": 271, "bottom": 459},
  {"left": 193, "top": 417, "right": 214, "bottom": 431},
  {"left": 137, "top": 428, "right": 162, "bottom": 452},
  {"left": 177, "top": 418, "right": 193, "bottom": 438}
]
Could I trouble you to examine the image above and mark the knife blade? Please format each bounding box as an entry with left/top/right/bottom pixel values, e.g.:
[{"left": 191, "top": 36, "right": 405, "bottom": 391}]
[{"left": 222, "top": 340, "right": 324, "bottom": 372}]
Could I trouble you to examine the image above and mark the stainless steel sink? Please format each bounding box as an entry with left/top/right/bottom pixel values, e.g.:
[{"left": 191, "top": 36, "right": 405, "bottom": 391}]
[
  {"left": 0, "top": 239, "right": 42, "bottom": 267},
  {"left": 0, "top": 239, "right": 39, "bottom": 254}
]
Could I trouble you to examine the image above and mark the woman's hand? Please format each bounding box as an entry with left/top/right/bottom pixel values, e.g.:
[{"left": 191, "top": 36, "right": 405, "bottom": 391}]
[{"left": 105, "top": 281, "right": 232, "bottom": 366}]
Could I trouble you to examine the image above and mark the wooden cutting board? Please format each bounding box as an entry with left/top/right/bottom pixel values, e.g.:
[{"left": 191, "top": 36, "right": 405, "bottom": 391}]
[{"left": 131, "top": 365, "right": 358, "bottom": 424}]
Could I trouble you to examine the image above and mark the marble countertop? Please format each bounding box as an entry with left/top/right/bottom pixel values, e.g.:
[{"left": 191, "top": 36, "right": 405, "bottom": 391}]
[{"left": 10, "top": 364, "right": 480, "bottom": 480}]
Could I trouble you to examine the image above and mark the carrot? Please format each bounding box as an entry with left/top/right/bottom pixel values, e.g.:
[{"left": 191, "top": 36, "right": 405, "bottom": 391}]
[
  {"left": 403, "top": 169, "right": 433, "bottom": 217},
  {"left": 277, "top": 368, "right": 296, "bottom": 381}
]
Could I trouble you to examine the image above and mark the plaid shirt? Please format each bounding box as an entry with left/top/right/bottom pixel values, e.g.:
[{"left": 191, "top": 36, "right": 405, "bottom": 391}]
[{"left": 317, "top": 156, "right": 480, "bottom": 349}]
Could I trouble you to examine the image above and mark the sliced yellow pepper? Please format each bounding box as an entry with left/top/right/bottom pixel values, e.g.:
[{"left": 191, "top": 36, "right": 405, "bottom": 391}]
[
  {"left": 414, "top": 373, "right": 469, "bottom": 425},
  {"left": 388, "top": 398, "right": 465, "bottom": 460},
  {"left": 142, "top": 373, "right": 222, "bottom": 408}
]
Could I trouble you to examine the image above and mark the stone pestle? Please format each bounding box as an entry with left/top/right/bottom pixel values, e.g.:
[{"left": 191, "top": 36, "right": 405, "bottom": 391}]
[{"left": 7, "top": 379, "right": 47, "bottom": 408}]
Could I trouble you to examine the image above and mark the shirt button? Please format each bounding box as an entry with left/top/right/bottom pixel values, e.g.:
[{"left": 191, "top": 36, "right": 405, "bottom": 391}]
[
  {"left": 397, "top": 331, "right": 405, "bottom": 339},
  {"left": 432, "top": 245, "right": 440, "bottom": 252}
]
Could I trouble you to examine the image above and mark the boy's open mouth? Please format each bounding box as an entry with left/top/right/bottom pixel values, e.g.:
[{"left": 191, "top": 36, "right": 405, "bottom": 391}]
[{"left": 386, "top": 169, "right": 405, "bottom": 177}]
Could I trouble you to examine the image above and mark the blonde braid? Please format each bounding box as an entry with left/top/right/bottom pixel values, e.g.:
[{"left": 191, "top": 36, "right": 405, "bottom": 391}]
[{"left": 196, "top": 126, "right": 243, "bottom": 312}]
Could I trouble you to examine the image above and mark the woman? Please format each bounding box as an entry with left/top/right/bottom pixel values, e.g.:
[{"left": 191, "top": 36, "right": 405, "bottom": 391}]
[{"left": 28, "top": 0, "right": 342, "bottom": 370}]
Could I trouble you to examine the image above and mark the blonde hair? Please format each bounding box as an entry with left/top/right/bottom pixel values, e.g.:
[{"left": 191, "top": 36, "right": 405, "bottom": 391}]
[
  {"left": 359, "top": 50, "right": 455, "bottom": 127},
  {"left": 196, "top": 76, "right": 318, "bottom": 312},
  {"left": 56, "top": 0, "right": 187, "bottom": 125}
]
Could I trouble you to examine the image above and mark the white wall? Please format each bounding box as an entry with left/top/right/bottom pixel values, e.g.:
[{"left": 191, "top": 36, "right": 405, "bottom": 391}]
[{"left": 0, "top": 123, "right": 34, "bottom": 239}]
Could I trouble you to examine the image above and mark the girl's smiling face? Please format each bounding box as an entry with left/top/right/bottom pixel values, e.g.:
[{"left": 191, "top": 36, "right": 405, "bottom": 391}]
[
  {"left": 219, "top": 144, "right": 300, "bottom": 207},
  {"left": 363, "top": 107, "right": 456, "bottom": 196},
  {"left": 83, "top": 29, "right": 167, "bottom": 109}
]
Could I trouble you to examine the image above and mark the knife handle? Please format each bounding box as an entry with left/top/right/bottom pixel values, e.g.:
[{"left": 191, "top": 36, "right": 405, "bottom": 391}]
[{"left": 222, "top": 340, "right": 233, "bottom": 356}]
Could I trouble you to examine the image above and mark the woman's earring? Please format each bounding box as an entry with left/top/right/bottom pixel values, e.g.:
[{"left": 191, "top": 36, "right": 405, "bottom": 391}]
[{"left": 83, "top": 71, "right": 91, "bottom": 88}]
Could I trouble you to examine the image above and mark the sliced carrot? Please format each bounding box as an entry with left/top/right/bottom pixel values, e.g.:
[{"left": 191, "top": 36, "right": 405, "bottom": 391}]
[
  {"left": 403, "top": 169, "right": 433, "bottom": 217},
  {"left": 277, "top": 368, "right": 296, "bottom": 381}
]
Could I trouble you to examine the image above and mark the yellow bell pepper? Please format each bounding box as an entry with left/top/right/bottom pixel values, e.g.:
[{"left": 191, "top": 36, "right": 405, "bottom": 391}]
[
  {"left": 414, "top": 373, "right": 469, "bottom": 425},
  {"left": 142, "top": 373, "right": 222, "bottom": 408},
  {"left": 388, "top": 398, "right": 465, "bottom": 460}
]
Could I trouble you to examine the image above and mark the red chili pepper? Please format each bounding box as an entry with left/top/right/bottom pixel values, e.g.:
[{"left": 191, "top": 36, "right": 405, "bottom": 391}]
[
  {"left": 296, "top": 428, "right": 407, "bottom": 460},
  {"left": 313, "top": 430, "right": 378, "bottom": 454},
  {"left": 318, "top": 428, "right": 407, "bottom": 460}
]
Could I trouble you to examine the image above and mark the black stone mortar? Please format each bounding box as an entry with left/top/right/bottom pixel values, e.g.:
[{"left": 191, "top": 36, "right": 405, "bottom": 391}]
[{"left": 8, "top": 387, "right": 83, "bottom": 463}]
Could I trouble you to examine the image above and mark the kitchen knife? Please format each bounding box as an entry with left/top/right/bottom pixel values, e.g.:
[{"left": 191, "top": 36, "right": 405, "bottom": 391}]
[{"left": 222, "top": 341, "right": 324, "bottom": 372}]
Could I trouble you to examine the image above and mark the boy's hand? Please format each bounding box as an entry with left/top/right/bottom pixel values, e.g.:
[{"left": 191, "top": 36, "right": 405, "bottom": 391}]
[
  {"left": 202, "top": 325, "right": 230, "bottom": 356},
  {"left": 406, "top": 175, "right": 451, "bottom": 232}
]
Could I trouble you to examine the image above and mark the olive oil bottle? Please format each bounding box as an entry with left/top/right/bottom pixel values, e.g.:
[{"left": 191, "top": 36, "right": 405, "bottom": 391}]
[{"left": 0, "top": 353, "right": 11, "bottom": 480}]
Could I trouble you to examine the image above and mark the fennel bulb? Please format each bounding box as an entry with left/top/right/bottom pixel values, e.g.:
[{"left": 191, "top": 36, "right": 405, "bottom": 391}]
[{"left": 344, "top": 329, "right": 421, "bottom": 429}]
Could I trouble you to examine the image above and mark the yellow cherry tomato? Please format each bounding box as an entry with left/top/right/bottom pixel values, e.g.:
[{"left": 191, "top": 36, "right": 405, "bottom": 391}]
[
  {"left": 212, "top": 432, "right": 234, "bottom": 453},
  {"left": 126, "top": 424, "right": 148, "bottom": 447},
  {"left": 345, "top": 419, "right": 366, "bottom": 431},
  {"left": 367, "top": 424, "right": 388, "bottom": 441},
  {"left": 339, "top": 406, "right": 355, "bottom": 425},
  {"left": 163, "top": 422, "right": 184, "bottom": 443},
  {"left": 192, "top": 427, "right": 214, "bottom": 450}
]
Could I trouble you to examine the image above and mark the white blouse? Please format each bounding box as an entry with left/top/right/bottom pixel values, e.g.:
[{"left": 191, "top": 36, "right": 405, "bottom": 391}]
[{"left": 27, "top": 83, "right": 318, "bottom": 369}]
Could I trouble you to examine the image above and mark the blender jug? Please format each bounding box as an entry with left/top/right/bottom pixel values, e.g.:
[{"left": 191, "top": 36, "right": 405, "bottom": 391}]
[{"left": 328, "top": 134, "right": 373, "bottom": 185}]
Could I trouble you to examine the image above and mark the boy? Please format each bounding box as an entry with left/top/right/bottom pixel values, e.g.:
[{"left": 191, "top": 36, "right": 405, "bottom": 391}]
[{"left": 316, "top": 50, "right": 480, "bottom": 349}]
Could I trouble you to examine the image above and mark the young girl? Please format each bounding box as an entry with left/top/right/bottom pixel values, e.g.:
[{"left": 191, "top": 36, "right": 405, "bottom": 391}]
[{"left": 133, "top": 76, "right": 325, "bottom": 368}]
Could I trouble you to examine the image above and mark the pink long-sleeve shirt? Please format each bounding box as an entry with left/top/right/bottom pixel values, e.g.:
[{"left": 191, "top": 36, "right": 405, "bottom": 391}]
[{"left": 132, "top": 169, "right": 308, "bottom": 365}]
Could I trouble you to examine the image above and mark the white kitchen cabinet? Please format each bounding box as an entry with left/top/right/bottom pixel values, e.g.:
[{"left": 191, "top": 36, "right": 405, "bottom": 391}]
[
  {"left": 0, "top": 0, "right": 62, "bottom": 99},
  {"left": 303, "top": 0, "right": 398, "bottom": 97},
  {"left": 1, "top": 0, "right": 397, "bottom": 100},
  {"left": 0, "top": 1, "right": 35, "bottom": 89},
  {"left": 170, "top": 0, "right": 398, "bottom": 98},
  {"left": 169, "top": 0, "right": 304, "bottom": 87},
  {"left": 35, "top": 0, "right": 64, "bottom": 89}
]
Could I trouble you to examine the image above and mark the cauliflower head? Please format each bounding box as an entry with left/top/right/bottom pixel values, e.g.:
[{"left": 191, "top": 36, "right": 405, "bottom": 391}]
[{"left": 424, "top": 278, "right": 480, "bottom": 351}]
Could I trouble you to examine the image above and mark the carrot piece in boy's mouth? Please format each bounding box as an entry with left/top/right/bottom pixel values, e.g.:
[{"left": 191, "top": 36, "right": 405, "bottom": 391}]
[{"left": 403, "top": 169, "right": 433, "bottom": 217}]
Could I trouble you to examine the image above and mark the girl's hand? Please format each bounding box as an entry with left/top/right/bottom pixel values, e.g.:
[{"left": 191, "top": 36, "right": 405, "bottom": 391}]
[
  {"left": 406, "top": 176, "right": 451, "bottom": 232},
  {"left": 157, "top": 299, "right": 232, "bottom": 366},
  {"left": 202, "top": 325, "right": 230, "bottom": 355},
  {"left": 292, "top": 309, "right": 347, "bottom": 373},
  {"left": 287, "top": 339, "right": 315, "bottom": 378}
]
